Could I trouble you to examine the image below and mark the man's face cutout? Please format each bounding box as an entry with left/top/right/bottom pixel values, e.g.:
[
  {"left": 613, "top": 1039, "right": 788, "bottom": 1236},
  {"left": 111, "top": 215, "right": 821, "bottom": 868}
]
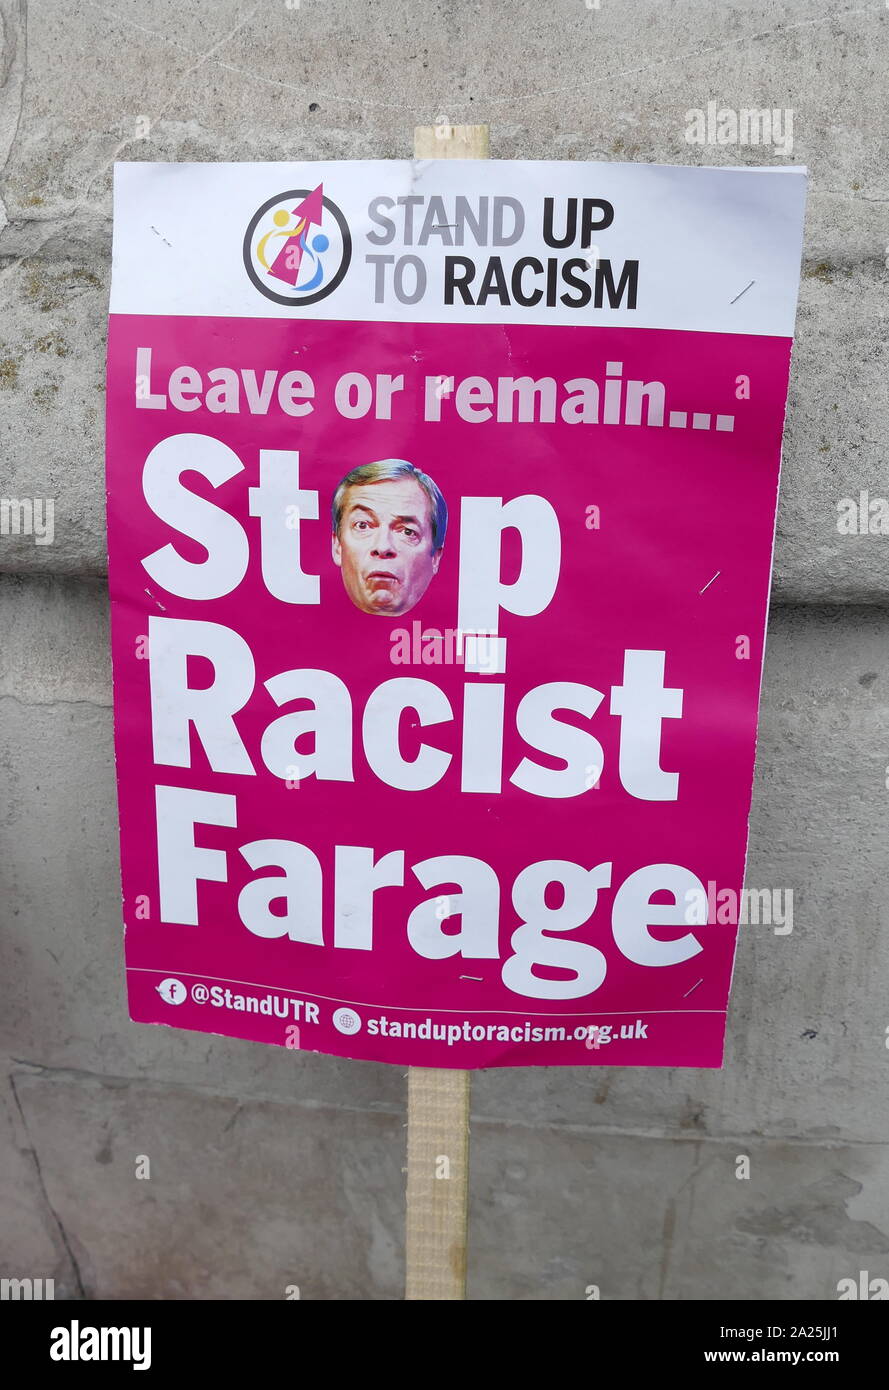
[{"left": 332, "top": 476, "right": 443, "bottom": 616}]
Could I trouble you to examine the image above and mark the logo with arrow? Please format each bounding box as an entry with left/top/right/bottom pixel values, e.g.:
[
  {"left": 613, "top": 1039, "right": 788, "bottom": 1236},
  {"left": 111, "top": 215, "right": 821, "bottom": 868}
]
[{"left": 243, "top": 184, "right": 352, "bottom": 306}]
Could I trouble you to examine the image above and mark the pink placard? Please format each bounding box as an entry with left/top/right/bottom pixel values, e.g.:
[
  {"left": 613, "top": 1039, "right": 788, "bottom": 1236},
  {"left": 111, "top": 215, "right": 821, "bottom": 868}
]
[{"left": 106, "top": 161, "right": 805, "bottom": 1069}]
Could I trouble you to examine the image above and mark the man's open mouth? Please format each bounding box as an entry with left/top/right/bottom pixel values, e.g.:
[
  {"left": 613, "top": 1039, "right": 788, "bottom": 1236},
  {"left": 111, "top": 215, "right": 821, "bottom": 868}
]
[{"left": 366, "top": 570, "right": 400, "bottom": 583}]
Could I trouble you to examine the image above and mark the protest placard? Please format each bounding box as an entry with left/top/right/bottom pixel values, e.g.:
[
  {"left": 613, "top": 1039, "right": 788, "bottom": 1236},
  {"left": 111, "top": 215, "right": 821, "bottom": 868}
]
[{"left": 107, "top": 157, "right": 806, "bottom": 1069}]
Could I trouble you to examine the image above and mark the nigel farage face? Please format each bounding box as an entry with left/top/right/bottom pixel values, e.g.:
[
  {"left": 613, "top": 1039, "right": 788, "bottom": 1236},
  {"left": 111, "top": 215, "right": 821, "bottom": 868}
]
[{"left": 332, "top": 477, "right": 442, "bottom": 616}]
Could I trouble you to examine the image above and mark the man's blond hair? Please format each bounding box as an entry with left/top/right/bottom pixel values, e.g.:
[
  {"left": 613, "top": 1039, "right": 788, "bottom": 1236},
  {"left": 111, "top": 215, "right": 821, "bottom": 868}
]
[{"left": 331, "top": 460, "right": 448, "bottom": 551}]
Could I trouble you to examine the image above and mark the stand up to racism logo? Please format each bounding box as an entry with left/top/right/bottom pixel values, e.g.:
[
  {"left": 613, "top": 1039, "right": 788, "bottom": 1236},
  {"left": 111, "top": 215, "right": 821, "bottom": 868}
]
[{"left": 243, "top": 183, "right": 352, "bottom": 306}]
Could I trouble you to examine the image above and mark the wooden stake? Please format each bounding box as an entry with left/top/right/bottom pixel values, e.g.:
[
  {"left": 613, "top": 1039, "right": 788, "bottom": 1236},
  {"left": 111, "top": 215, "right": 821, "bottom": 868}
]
[
  {"left": 413, "top": 123, "right": 490, "bottom": 161},
  {"left": 405, "top": 1067, "right": 471, "bottom": 1300},
  {"left": 404, "top": 121, "right": 488, "bottom": 1304}
]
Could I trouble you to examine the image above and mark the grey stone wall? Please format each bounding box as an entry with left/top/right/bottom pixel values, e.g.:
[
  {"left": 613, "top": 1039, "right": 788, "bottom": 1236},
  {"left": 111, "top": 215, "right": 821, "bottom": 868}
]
[{"left": 1, "top": 0, "right": 887, "bottom": 1300}]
